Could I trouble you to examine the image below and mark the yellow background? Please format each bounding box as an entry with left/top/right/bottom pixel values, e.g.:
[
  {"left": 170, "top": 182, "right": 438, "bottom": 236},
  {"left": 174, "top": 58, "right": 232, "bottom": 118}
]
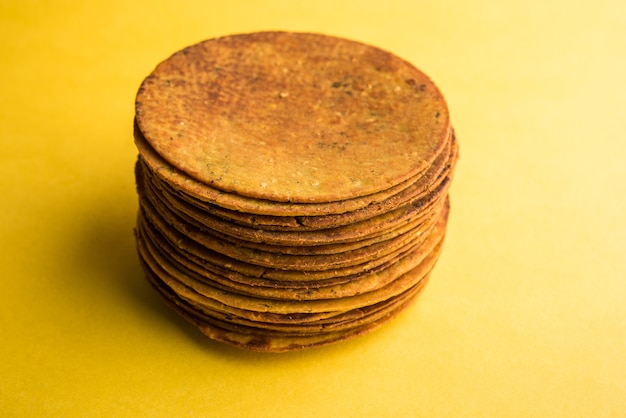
[{"left": 2, "top": 0, "right": 625, "bottom": 416}]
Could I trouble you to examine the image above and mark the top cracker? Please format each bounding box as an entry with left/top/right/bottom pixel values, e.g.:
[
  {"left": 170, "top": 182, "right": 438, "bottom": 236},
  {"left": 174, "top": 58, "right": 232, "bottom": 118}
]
[{"left": 135, "top": 32, "right": 450, "bottom": 203}]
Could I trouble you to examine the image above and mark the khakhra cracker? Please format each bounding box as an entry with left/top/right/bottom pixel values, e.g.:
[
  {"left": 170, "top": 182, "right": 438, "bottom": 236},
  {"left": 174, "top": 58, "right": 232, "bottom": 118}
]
[{"left": 133, "top": 31, "right": 458, "bottom": 352}]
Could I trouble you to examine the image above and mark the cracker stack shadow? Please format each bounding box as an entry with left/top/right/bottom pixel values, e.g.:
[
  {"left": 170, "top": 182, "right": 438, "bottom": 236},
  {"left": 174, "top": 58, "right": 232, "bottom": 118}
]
[{"left": 132, "top": 32, "right": 459, "bottom": 352}]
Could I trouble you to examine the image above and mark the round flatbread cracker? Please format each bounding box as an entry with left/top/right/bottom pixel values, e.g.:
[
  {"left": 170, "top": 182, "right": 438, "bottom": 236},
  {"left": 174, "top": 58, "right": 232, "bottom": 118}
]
[{"left": 135, "top": 31, "right": 450, "bottom": 203}]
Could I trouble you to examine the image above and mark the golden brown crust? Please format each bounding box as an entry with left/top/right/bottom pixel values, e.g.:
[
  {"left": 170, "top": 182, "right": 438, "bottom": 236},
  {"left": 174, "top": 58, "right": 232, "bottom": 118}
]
[{"left": 135, "top": 31, "right": 450, "bottom": 203}]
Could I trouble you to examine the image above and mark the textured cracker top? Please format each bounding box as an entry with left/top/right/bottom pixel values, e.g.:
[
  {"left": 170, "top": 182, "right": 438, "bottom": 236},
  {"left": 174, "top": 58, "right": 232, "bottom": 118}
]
[{"left": 135, "top": 32, "right": 450, "bottom": 203}]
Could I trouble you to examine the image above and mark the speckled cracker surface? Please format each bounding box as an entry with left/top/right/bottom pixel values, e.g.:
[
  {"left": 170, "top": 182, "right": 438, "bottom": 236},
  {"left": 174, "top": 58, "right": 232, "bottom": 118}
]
[{"left": 135, "top": 31, "right": 450, "bottom": 203}]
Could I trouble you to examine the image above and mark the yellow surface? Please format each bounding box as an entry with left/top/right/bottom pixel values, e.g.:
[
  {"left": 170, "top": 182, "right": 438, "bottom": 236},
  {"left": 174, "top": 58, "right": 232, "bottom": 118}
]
[{"left": 2, "top": 0, "right": 625, "bottom": 416}]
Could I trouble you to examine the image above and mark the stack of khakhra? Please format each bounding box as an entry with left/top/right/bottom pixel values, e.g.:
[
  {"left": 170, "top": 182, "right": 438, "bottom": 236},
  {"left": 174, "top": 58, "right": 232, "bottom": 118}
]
[{"left": 133, "top": 31, "right": 458, "bottom": 352}]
